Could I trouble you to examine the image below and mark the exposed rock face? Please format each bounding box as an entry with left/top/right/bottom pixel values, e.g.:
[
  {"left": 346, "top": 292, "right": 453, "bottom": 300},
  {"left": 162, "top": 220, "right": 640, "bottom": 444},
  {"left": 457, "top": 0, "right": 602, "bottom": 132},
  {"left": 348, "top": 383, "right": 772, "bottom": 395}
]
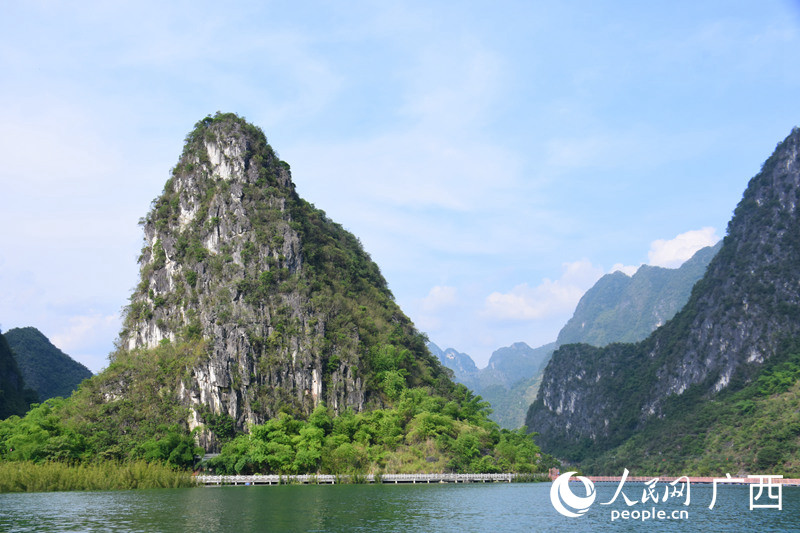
[
  {"left": 428, "top": 343, "right": 478, "bottom": 386},
  {"left": 118, "top": 114, "right": 443, "bottom": 449},
  {"left": 527, "top": 127, "right": 800, "bottom": 459}
]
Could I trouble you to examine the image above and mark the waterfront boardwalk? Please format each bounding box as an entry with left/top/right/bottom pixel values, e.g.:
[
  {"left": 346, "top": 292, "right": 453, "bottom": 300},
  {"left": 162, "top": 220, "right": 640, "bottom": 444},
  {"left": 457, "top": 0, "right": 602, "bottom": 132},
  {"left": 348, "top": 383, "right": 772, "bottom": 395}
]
[
  {"left": 196, "top": 472, "right": 547, "bottom": 486},
  {"left": 196, "top": 472, "right": 800, "bottom": 487}
]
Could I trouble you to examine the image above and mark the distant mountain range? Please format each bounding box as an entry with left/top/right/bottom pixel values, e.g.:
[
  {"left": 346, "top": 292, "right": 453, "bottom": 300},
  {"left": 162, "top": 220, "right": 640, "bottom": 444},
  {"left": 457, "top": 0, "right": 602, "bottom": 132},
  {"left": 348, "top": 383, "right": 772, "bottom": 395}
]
[
  {"left": 431, "top": 242, "right": 719, "bottom": 429},
  {"left": 5, "top": 327, "right": 93, "bottom": 402},
  {"left": 428, "top": 341, "right": 554, "bottom": 429}
]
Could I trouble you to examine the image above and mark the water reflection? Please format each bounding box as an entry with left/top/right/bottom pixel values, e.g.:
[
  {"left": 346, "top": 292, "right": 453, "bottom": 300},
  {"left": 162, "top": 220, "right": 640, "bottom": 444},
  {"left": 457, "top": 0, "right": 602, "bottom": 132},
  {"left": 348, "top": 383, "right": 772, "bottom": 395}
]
[{"left": 1, "top": 482, "right": 798, "bottom": 532}]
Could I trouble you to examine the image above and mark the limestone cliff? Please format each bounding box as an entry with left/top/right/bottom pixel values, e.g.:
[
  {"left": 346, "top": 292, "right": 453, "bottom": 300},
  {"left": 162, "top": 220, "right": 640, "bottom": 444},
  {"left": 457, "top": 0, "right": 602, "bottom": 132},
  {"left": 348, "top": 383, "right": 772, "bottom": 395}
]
[
  {"left": 527, "top": 127, "right": 800, "bottom": 461},
  {"left": 115, "top": 113, "right": 448, "bottom": 449}
]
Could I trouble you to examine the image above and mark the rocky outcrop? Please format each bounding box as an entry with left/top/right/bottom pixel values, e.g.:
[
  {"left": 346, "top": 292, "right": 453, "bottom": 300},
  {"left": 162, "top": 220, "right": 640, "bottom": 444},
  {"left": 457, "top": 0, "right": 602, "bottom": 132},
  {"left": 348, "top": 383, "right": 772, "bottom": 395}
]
[
  {"left": 117, "top": 113, "right": 446, "bottom": 449},
  {"left": 428, "top": 343, "right": 478, "bottom": 387},
  {"left": 527, "top": 127, "right": 800, "bottom": 460}
]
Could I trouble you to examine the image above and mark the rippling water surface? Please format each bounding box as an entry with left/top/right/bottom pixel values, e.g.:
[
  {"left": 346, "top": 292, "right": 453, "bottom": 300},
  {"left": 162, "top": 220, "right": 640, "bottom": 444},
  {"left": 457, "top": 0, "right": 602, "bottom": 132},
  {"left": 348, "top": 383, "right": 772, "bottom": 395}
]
[{"left": 1, "top": 482, "right": 798, "bottom": 531}]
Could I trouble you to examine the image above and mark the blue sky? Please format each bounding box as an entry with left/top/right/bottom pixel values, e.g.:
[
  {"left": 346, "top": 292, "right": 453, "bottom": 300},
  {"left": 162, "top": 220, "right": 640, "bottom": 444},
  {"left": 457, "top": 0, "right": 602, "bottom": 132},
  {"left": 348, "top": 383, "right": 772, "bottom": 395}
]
[{"left": 2, "top": 1, "right": 799, "bottom": 372}]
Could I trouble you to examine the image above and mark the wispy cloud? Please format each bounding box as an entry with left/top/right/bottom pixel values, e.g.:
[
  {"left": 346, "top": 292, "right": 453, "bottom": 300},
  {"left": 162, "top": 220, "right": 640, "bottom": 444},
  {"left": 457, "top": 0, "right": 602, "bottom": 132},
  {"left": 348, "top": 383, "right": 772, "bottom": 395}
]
[
  {"left": 482, "top": 260, "right": 604, "bottom": 321},
  {"left": 421, "top": 286, "right": 458, "bottom": 312},
  {"left": 50, "top": 313, "right": 120, "bottom": 373},
  {"left": 610, "top": 263, "right": 639, "bottom": 276},
  {"left": 648, "top": 227, "right": 719, "bottom": 268}
]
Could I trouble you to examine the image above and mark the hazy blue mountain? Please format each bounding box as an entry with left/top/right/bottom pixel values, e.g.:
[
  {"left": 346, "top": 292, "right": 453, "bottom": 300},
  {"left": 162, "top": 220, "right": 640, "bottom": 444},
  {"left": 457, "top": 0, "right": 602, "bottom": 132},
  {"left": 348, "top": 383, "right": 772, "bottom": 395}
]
[
  {"left": 428, "top": 343, "right": 479, "bottom": 385},
  {"left": 428, "top": 341, "right": 555, "bottom": 428},
  {"left": 486, "top": 342, "right": 553, "bottom": 382}
]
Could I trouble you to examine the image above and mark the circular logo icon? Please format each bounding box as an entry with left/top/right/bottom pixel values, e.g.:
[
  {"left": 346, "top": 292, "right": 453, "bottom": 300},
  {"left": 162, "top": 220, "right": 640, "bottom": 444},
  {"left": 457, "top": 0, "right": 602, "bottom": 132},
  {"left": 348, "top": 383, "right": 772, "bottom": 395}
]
[{"left": 550, "top": 471, "right": 596, "bottom": 517}]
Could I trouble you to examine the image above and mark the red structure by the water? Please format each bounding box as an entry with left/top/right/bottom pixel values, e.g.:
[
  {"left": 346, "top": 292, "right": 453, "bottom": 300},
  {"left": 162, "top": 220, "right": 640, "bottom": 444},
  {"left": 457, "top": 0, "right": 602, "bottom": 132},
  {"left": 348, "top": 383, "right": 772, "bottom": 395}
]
[{"left": 547, "top": 469, "right": 800, "bottom": 486}]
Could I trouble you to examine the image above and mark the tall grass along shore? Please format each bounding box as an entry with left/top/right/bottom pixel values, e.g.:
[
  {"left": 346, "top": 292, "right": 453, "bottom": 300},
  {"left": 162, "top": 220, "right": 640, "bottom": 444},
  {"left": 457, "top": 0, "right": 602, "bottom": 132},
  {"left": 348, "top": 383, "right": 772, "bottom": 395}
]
[{"left": 0, "top": 461, "right": 195, "bottom": 493}]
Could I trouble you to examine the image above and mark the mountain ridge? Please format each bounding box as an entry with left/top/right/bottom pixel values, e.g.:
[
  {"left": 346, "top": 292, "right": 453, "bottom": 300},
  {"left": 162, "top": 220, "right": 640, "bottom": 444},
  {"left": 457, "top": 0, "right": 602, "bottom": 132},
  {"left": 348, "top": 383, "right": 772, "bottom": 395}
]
[{"left": 556, "top": 242, "right": 721, "bottom": 347}]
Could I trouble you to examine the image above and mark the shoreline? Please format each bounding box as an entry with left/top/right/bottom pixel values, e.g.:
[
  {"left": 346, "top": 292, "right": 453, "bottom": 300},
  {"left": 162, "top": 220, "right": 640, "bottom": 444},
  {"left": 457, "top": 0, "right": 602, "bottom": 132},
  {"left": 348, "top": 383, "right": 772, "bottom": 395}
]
[{"left": 196, "top": 472, "right": 549, "bottom": 486}]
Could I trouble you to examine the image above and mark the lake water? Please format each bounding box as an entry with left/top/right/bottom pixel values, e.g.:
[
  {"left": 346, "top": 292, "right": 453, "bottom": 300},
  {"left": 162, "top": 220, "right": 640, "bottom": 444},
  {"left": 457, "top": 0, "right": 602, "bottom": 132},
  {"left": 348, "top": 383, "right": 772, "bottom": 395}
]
[{"left": 1, "top": 481, "right": 798, "bottom": 532}]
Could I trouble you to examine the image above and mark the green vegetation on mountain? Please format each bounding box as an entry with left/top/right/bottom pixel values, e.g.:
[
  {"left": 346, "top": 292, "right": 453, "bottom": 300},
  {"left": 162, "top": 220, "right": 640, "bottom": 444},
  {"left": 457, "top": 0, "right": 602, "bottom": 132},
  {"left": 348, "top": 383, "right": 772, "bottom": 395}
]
[
  {"left": 583, "top": 342, "right": 800, "bottom": 475},
  {"left": 0, "top": 113, "right": 553, "bottom": 489},
  {"left": 207, "top": 388, "right": 553, "bottom": 475},
  {"left": 2, "top": 332, "right": 207, "bottom": 475},
  {"left": 527, "top": 127, "right": 800, "bottom": 475},
  {"left": 0, "top": 331, "right": 38, "bottom": 419},
  {"left": 478, "top": 373, "right": 543, "bottom": 431},
  {"left": 5, "top": 327, "right": 93, "bottom": 401}
]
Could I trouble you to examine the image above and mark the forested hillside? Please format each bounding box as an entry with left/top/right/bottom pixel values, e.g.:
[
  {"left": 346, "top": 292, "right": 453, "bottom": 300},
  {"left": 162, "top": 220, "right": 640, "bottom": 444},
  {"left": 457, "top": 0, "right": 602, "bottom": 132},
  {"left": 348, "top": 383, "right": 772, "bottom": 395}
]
[{"left": 5, "top": 327, "right": 92, "bottom": 401}]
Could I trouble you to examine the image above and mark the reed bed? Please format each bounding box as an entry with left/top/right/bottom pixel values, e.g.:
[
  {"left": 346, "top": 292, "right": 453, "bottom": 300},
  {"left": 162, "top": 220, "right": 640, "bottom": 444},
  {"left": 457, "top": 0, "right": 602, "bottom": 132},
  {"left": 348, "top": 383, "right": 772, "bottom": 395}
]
[{"left": 0, "top": 461, "right": 196, "bottom": 493}]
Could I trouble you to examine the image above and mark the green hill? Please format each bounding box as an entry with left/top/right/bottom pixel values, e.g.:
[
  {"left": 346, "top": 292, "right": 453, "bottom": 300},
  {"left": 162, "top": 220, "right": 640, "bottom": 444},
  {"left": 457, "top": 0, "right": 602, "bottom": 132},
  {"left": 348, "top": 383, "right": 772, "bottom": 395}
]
[
  {"left": 0, "top": 331, "right": 37, "bottom": 419},
  {"left": 5, "top": 327, "right": 92, "bottom": 401}
]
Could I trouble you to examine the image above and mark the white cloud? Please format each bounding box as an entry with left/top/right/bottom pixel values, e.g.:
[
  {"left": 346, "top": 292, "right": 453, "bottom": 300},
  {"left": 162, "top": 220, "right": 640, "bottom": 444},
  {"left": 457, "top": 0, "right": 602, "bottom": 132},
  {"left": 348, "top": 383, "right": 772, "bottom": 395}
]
[
  {"left": 50, "top": 313, "right": 121, "bottom": 373},
  {"left": 482, "top": 259, "right": 604, "bottom": 321},
  {"left": 648, "top": 227, "right": 719, "bottom": 268},
  {"left": 413, "top": 285, "right": 459, "bottom": 334},
  {"left": 421, "top": 285, "right": 458, "bottom": 312}
]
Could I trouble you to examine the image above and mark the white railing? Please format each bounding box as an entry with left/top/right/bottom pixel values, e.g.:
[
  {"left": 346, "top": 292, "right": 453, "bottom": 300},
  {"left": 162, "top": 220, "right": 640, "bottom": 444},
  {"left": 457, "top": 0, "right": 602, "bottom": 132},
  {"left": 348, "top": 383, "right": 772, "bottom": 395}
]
[{"left": 195, "top": 472, "right": 548, "bottom": 485}]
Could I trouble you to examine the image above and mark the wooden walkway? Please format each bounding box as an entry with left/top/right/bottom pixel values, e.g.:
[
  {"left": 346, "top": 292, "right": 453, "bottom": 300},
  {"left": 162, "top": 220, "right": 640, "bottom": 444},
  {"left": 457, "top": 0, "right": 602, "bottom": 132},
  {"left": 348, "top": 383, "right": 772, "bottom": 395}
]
[{"left": 196, "top": 473, "right": 547, "bottom": 486}]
